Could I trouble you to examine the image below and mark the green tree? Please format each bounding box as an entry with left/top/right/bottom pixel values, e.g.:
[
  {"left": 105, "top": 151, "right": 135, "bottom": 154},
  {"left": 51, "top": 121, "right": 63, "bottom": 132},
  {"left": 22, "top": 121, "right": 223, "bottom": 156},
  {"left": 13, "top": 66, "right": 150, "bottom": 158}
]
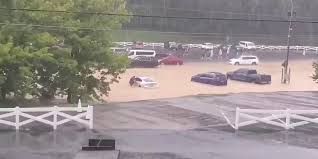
[{"left": 0, "top": 0, "right": 130, "bottom": 103}]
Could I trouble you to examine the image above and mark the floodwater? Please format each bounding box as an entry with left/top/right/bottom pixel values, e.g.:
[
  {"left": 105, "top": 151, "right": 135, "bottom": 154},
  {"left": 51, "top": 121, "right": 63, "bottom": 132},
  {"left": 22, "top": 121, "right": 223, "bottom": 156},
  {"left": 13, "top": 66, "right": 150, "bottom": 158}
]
[{"left": 107, "top": 59, "right": 318, "bottom": 102}]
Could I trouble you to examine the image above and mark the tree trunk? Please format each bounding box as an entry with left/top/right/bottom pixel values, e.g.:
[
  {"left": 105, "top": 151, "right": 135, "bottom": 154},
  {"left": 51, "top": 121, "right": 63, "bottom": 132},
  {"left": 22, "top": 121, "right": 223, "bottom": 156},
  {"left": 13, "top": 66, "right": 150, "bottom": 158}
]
[
  {"left": 67, "top": 89, "right": 72, "bottom": 104},
  {"left": 1, "top": 88, "right": 6, "bottom": 101}
]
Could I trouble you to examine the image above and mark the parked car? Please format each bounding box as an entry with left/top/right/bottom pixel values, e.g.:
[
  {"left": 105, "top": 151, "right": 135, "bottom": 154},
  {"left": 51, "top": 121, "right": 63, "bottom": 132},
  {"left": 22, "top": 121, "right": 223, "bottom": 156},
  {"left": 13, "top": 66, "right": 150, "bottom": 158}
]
[
  {"left": 226, "top": 68, "right": 271, "bottom": 84},
  {"left": 191, "top": 72, "right": 227, "bottom": 86},
  {"left": 169, "top": 42, "right": 178, "bottom": 50},
  {"left": 159, "top": 55, "right": 183, "bottom": 65},
  {"left": 229, "top": 55, "right": 259, "bottom": 65},
  {"left": 133, "top": 41, "right": 144, "bottom": 49},
  {"left": 130, "top": 56, "right": 159, "bottom": 68},
  {"left": 128, "top": 49, "right": 156, "bottom": 59},
  {"left": 129, "top": 76, "right": 159, "bottom": 88},
  {"left": 164, "top": 41, "right": 178, "bottom": 50},
  {"left": 238, "top": 41, "right": 256, "bottom": 50}
]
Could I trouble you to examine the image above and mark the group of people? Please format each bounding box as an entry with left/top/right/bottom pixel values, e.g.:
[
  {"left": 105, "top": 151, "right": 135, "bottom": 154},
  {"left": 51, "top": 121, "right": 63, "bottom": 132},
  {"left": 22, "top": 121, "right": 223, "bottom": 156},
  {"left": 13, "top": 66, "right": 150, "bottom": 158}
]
[{"left": 201, "top": 45, "right": 243, "bottom": 61}]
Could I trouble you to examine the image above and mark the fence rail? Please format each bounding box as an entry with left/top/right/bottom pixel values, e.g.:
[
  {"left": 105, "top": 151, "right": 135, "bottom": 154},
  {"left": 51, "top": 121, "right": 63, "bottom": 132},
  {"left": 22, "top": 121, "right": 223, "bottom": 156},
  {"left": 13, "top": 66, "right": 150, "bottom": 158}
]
[
  {"left": 0, "top": 102, "right": 93, "bottom": 130},
  {"left": 230, "top": 107, "right": 318, "bottom": 130},
  {"left": 114, "top": 42, "right": 318, "bottom": 52}
]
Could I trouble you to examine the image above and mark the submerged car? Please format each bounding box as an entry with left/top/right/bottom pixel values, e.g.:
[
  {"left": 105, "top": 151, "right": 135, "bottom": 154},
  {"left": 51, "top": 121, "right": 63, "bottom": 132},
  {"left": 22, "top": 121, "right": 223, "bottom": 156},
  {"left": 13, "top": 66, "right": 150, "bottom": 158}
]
[
  {"left": 159, "top": 55, "right": 183, "bottom": 65},
  {"left": 226, "top": 68, "right": 271, "bottom": 84},
  {"left": 191, "top": 72, "right": 227, "bottom": 86},
  {"left": 130, "top": 76, "right": 159, "bottom": 88},
  {"left": 130, "top": 56, "right": 159, "bottom": 68}
]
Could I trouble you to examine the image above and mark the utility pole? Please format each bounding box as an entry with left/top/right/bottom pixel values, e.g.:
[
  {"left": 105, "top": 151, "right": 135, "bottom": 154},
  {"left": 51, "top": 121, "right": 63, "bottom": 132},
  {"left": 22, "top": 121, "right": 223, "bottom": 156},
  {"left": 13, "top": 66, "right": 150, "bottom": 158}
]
[
  {"left": 283, "top": 0, "right": 295, "bottom": 84},
  {"left": 163, "top": 0, "right": 167, "bottom": 31}
]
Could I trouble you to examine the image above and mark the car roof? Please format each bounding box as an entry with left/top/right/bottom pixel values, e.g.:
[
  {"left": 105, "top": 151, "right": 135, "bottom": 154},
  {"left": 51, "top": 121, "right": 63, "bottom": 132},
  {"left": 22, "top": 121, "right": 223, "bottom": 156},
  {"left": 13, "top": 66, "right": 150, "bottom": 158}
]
[
  {"left": 130, "top": 49, "right": 155, "bottom": 52},
  {"left": 200, "top": 72, "right": 225, "bottom": 76},
  {"left": 207, "top": 72, "right": 224, "bottom": 75},
  {"left": 239, "top": 41, "right": 254, "bottom": 44},
  {"left": 241, "top": 55, "right": 258, "bottom": 57},
  {"left": 137, "top": 76, "right": 153, "bottom": 80}
]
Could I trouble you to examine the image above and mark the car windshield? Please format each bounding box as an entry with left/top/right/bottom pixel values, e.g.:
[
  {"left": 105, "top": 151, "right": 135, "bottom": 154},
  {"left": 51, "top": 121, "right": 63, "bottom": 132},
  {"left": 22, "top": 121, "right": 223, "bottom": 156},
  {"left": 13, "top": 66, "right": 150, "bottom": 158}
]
[
  {"left": 248, "top": 70, "right": 257, "bottom": 74},
  {"left": 143, "top": 78, "right": 154, "bottom": 82},
  {"left": 215, "top": 74, "right": 226, "bottom": 78}
]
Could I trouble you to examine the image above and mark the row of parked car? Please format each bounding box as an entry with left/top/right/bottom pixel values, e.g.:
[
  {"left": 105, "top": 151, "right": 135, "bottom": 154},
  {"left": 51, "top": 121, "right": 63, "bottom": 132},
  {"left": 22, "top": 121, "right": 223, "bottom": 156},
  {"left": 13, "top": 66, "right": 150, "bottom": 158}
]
[
  {"left": 191, "top": 68, "right": 271, "bottom": 86},
  {"left": 130, "top": 68, "right": 271, "bottom": 89},
  {"left": 128, "top": 49, "right": 184, "bottom": 68}
]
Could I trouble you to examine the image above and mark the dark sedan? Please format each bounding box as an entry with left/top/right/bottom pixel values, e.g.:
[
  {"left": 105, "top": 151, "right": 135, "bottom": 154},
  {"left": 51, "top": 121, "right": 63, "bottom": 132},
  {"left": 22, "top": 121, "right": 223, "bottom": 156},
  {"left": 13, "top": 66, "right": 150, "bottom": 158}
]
[
  {"left": 130, "top": 56, "right": 159, "bottom": 68},
  {"left": 227, "top": 68, "right": 271, "bottom": 84},
  {"left": 191, "top": 72, "right": 227, "bottom": 86}
]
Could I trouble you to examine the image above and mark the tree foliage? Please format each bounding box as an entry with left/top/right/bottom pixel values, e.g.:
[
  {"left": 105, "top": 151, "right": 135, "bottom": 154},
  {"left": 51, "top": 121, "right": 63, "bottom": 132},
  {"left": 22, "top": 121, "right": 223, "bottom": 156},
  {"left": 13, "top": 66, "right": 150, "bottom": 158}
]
[{"left": 0, "top": 0, "right": 130, "bottom": 103}]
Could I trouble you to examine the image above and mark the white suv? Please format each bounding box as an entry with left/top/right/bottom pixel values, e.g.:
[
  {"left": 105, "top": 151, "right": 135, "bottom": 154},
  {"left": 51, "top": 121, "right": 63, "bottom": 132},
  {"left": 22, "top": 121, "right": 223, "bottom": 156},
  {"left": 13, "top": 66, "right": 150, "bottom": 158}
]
[
  {"left": 238, "top": 41, "right": 256, "bottom": 50},
  {"left": 229, "top": 55, "right": 259, "bottom": 65}
]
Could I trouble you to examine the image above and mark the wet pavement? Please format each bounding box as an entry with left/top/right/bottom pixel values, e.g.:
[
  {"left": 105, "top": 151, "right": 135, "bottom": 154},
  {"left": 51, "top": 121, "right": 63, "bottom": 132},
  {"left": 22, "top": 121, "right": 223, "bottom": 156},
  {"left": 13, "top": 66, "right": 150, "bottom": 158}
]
[{"left": 1, "top": 91, "right": 318, "bottom": 158}]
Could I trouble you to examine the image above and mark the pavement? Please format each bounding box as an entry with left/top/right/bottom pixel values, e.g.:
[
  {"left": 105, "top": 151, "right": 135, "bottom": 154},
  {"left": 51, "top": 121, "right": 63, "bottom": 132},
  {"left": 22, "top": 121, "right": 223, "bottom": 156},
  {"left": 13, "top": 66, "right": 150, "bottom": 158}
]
[{"left": 1, "top": 91, "right": 318, "bottom": 158}]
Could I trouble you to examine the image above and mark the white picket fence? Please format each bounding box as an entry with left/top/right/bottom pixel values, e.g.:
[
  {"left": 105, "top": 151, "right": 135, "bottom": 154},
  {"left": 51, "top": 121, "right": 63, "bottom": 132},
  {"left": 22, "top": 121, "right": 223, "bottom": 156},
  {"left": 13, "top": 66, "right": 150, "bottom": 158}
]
[
  {"left": 0, "top": 101, "right": 93, "bottom": 130},
  {"left": 226, "top": 107, "right": 318, "bottom": 130},
  {"left": 114, "top": 41, "right": 318, "bottom": 52}
]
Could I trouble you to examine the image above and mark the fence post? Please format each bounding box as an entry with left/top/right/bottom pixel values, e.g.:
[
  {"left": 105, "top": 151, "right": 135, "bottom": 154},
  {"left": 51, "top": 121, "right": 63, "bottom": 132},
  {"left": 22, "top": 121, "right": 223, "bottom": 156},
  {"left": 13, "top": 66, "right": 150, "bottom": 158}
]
[
  {"left": 235, "top": 107, "right": 240, "bottom": 130},
  {"left": 77, "top": 99, "right": 82, "bottom": 112},
  {"left": 285, "top": 109, "right": 290, "bottom": 130},
  {"left": 281, "top": 68, "right": 284, "bottom": 83},
  {"left": 53, "top": 106, "right": 58, "bottom": 130},
  {"left": 15, "top": 107, "right": 20, "bottom": 130},
  {"left": 88, "top": 105, "right": 94, "bottom": 129}
]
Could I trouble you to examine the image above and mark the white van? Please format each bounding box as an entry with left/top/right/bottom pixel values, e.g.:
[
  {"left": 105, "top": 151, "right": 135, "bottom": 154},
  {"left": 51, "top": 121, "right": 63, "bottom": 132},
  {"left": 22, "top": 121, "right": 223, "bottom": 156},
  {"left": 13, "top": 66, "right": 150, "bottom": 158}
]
[
  {"left": 238, "top": 41, "right": 256, "bottom": 50},
  {"left": 128, "top": 50, "right": 156, "bottom": 59}
]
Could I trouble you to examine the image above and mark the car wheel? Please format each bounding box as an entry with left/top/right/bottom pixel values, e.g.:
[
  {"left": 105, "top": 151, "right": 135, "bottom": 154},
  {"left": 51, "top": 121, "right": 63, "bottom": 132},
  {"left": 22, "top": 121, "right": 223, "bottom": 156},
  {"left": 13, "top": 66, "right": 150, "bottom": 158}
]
[
  {"left": 235, "top": 62, "right": 240, "bottom": 65},
  {"left": 248, "top": 78, "right": 254, "bottom": 83},
  {"left": 177, "top": 62, "right": 182, "bottom": 65},
  {"left": 252, "top": 62, "right": 257, "bottom": 65}
]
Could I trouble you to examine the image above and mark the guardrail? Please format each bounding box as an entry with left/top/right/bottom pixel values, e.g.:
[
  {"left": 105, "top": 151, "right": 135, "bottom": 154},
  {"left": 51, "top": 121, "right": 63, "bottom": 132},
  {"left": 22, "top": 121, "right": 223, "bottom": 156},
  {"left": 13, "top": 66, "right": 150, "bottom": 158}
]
[
  {"left": 0, "top": 100, "right": 93, "bottom": 130},
  {"left": 227, "top": 107, "right": 318, "bottom": 130}
]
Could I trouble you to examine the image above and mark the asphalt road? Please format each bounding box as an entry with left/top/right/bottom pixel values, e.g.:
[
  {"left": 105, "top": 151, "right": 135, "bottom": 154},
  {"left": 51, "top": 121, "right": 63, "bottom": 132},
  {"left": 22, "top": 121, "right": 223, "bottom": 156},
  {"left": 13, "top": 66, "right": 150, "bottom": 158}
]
[{"left": 1, "top": 92, "right": 318, "bottom": 158}]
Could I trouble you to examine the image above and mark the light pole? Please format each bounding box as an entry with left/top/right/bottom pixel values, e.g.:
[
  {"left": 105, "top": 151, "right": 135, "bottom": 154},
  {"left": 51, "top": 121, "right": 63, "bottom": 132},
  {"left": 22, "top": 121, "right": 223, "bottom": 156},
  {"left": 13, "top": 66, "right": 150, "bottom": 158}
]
[
  {"left": 163, "top": 0, "right": 167, "bottom": 31},
  {"left": 283, "top": 0, "right": 295, "bottom": 84}
]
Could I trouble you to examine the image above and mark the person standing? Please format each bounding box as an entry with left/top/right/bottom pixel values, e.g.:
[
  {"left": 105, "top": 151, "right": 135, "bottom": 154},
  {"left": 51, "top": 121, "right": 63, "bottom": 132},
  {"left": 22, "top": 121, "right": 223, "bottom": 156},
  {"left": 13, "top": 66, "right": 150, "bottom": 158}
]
[
  {"left": 210, "top": 48, "right": 214, "bottom": 60},
  {"left": 129, "top": 76, "right": 136, "bottom": 87},
  {"left": 218, "top": 48, "right": 223, "bottom": 60},
  {"left": 226, "top": 46, "right": 231, "bottom": 58}
]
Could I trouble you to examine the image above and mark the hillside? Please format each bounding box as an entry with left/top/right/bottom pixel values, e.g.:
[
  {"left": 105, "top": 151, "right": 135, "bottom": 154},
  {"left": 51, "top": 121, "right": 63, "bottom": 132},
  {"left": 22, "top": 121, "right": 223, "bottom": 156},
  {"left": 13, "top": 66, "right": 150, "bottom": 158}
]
[{"left": 121, "top": 0, "right": 318, "bottom": 44}]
